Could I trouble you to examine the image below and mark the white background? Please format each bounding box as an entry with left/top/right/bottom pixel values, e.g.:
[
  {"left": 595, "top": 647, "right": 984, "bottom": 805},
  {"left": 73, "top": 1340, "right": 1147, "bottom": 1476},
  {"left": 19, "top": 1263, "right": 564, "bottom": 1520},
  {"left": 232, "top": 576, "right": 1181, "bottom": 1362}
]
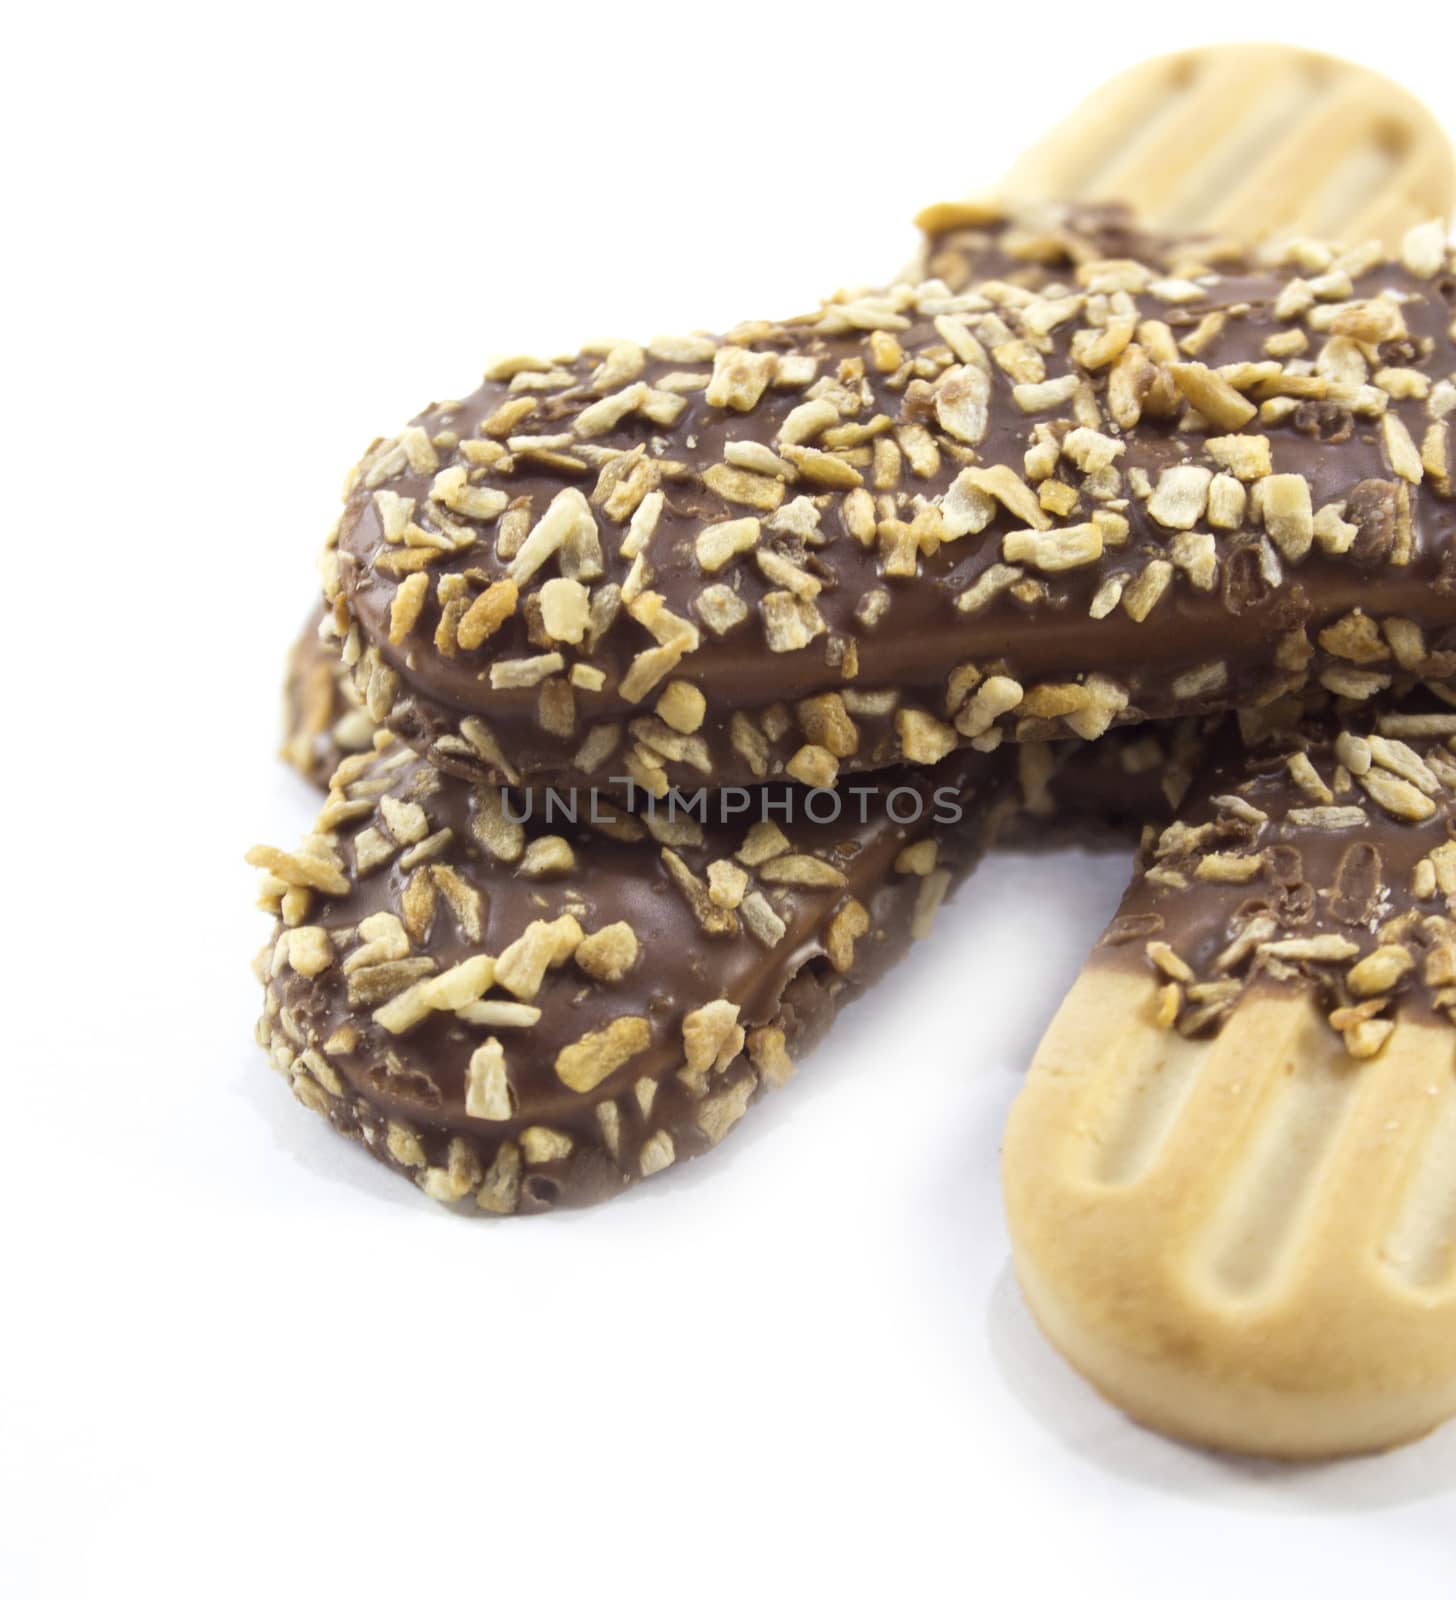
[{"left": 6, "top": 3, "right": 1456, "bottom": 1594}]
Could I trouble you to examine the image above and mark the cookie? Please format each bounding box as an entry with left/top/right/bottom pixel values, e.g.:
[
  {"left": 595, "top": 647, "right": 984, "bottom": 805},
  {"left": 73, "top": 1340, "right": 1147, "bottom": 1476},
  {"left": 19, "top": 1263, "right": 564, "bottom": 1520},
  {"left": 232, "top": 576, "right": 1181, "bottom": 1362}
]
[
  {"left": 251, "top": 738, "right": 1012, "bottom": 1212},
  {"left": 323, "top": 220, "right": 1456, "bottom": 798},
  {"left": 1004, "top": 697, "right": 1456, "bottom": 1456}
]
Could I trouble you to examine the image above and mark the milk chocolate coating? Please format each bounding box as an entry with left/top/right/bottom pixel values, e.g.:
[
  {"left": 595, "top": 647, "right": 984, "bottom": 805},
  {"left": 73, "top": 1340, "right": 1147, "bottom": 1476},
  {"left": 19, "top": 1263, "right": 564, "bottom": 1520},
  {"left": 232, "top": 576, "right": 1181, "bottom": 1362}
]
[
  {"left": 253, "top": 741, "right": 1011, "bottom": 1212},
  {"left": 282, "top": 605, "right": 1212, "bottom": 860},
  {"left": 1004, "top": 715, "right": 1217, "bottom": 846},
  {"left": 1094, "top": 692, "right": 1456, "bottom": 1042},
  {"left": 326, "top": 211, "right": 1456, "bottom": 795}
]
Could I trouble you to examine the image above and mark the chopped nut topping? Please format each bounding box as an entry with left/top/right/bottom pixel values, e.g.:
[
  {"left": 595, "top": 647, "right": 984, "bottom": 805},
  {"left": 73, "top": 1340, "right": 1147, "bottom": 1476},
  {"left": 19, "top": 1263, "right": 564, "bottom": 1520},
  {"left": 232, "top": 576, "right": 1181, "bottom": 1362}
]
[
  {"left": 897, "top": 708, "right": 958, "bottom": 764},
  {"left": 683, "top": 1000, "right": 744, "bottom": 1076},
  {"left": 954, "top": 674, "right": 1022, "bottom": 738},
  {"left": 285, "top": 926, "right": 334, "bottom": 977},
  {"left": 756, "top": 851, "right": 848, "bottom": 890},
  {"left": 785, "top": 743, "right": 840, "bottom": 788},
  {"left": 1012, "top": 374, "right": 1081, "bottom": 415},
  {"left": 1147, "top": 466, "right": 1212, "bottom": 530},
  {"left": 1205, "top": 433, "right": 1271, "bottom": 481},
  {"left": 696, "top": 1078, "right": 755, "bottom": 1146},
  {"left": 1348, "top": 946, "right": 1414, "bottom": 997},
  {"left": 825, "top": 899, "right": 870, "bottom": 972},
  {"left": 1195, "top": 852, "right": 1264, "bottom": 883},
  {"left": 555, "top": 1016, "right": 652, "bottom": 1094},
  {"left": 457, "top": 580, "right": 520, "bottom": 651},
  {"left": 1146, "top": 940, "right": 1194, "bottom": 983},
  {"left": 739, "top": 891, "right": 787, "bottom": 948},
  {"left": 508, "top": 488, "right": 597, "bottom": 586},
  {"left": 1359, "top": 767, "right": 1437, "bottom": 822},
  {"left": 694, "top": 583, "right": 750, "bottom": 636},
  {"left": 246, "top": 843, "right": 349, "bottom": 896},
  {"left": 323, "top": 214, "right": 1456, "bottom": 820},
  {"left": 374, "top": 953, "right": 495, "bottom": 1034},
  {"left": 518, "top": 835, "right": 576, "bottom": 878},
  {"left": 761, "top": 590, "right": 826, "bottom": 653},
  {"left": 566, "top": 922, "right": 638, "bottom": 984},
  {"left": 695, "top": 517, "right": 760, "bottom": 573},
  {"left": 1254, "top": 474, "right": 1314, "bottom": 561},
  {"left": 961, "top": 463, "right": 1050, "bottom": 530},
  {"left": 1002, "top": 523, "right": 1102, "bottom": 572},
  {"left": 539, "top": 578, "right": 590, "bottom": 644},
  {"left": 1262, "top": 935, "right": 1361, "bottom": 962},
  {"left": 496, "top": 916, "right": 582, "bottom": 1001},
  {"left": 934, "top": 362, "right": 991, "bottom": 443},
  {"left": 465, "top": 1038, "right": 514, "bottom": 1120},
  {"left": 1170, "top": 363, "right": 1256, "bottom": 430},
  {"left": 1383, "top": 413, "right": 1425, "bottom": 485},
  {"left": 639, "top": 1130, "right": 676, "bottom": 1176},
  {"left": 656, "top": 680, "right": 706, "bottom": 734}
]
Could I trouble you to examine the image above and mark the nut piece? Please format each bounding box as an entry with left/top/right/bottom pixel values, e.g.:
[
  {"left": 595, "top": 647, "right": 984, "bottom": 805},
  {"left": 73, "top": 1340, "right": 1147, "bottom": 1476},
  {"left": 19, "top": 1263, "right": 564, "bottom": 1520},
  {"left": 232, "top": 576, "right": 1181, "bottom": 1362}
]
[
  {"left": 963, "top": 463, "right": 1050, "bottom": 530},
  {"left": 388, "top": 572, "right": 429, "bottom": 644},
  {"left": 935, "top": 362, "right": 992, "bottom": 444},
  {"left": 555, "top": 1016, "right": 652, "bottom": 1093},
  {"left": 825, "top": 898, "right": 870, "bottom": 972},
  {"left": 508, "top": 489, "right": 597, "bottom": 586},
  {"left": 695, "top": 517, "right": 760, "bottom": 573},
  {"left": 1359, "top": 767, "right": 1437, "bottom": 821},
  {"left": 285, "top": 926, "right": 334, "bottom": 976},
  {"left": 574, "top": 922, "right": 640, "bottom": 984},
  {"left": 1002, "top": 524, "right": 1103, "bottom": 572},
  {"left": 786, "top": 743, "right": 840, "bottom": 789},
  {"left": 1206, "top": 434, "right": 1271, "bottom": 481},
  {"left": 518, "top": 835, "right": 576, "bottom": 878},
  {"left": 539, "top": 577, "right": 590, "bottom": 644},
  {"left": 706, "top": 347, "right": 776, "bottom": 411},
  {"left": 496, "top": 915, "right": 582, "bottom": 1000},
  {"left": 639, "top": 1130, "right": 676, "bottom": 1177},
  {"left": 1382, "top": 414, "right": 1425, "bottom": 485},
  {"left": 1348, "top": 946, "right": 1414, "bottom": 997},
  {"left": 1148, "top": 466, "right": 1212, "bottom": 530},
  {"left": 656, "top": 680, "right": 706, "bottom": 734},
  {"left": 1255, "top": 474, "right": 1314, "bottom": 561},
  {"left": 797, "top": 693, "right": 859, "bottom": 758},
  {"left": 954, "top": 675, "right": 1022, "bottom": 738},
  {"left": 896, "top": 840, "right": 939, "bottom": 877},
  {"left": 683, "top": 1000, "right": 744, "bottom": 1075},
  {"left": 897, "top": 709, "right": 958, "bottom": 764},
  {"left": 457, "top": 580, "right": 520, "bottom": 650},
  {"left": 1170, "top": 363, "right": 1257, "bottom": 430},
  {"left": 465, "top": 1038, "right": 514, "bottom": 1120}
]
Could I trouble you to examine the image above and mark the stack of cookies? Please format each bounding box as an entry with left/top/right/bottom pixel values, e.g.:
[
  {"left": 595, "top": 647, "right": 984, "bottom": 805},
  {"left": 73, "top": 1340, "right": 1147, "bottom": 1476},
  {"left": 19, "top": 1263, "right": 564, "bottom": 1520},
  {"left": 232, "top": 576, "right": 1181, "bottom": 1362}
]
[{"left": 251, "top": 47, "right": 1456, "bottom": 1461}]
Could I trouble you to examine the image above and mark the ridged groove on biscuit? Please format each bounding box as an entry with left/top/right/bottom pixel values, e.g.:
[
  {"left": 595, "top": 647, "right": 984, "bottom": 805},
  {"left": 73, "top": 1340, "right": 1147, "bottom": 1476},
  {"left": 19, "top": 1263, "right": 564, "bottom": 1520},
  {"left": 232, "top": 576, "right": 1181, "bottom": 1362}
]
[
  {"left": 1077, "top": 982, "right": 1310, "bottom": 1195},
  {"left": 1089, "top": 1020, "right": 1207, "bottom": 1188},
  {"left": 1151, "top": 68, "right": 1334, "bottom": 233},
  {"left": 1004, "top": 970, "right": 1456, "bottom": 1458},
  {"left": 995, "top": 44, "right": 1454, "bottom": 250},
  {"left": 1377, "top": 1041, "right": 1456, "bottom": 1292},
  {"left": 1201, "top": 77, "right": 1431, "bottom": 245},
  {"left": 1071, "top": 51, "right": 1327, "bottom": 229},
  {"left": 1275, "top": 1019, "right": 1456, "bottom": 1297},
  {"left": 1193, "top": 1015, "right": 1358, "bottom": 1299}
]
